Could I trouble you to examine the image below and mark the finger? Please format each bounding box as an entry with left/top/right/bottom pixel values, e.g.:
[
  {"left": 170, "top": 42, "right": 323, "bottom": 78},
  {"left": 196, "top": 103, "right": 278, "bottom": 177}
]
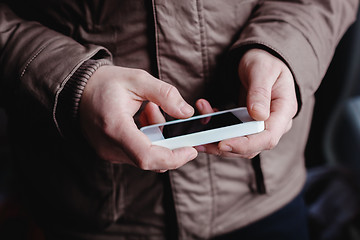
[
  {"left": 219, "top": 95, "right": 293, "bottom": 155},
  {"left": 196, "top": 143, "right": 259, "bottom": 159},
  {"left": 239, "top": 51, "right": 280, "bottom": 121},
  {"left": 285, "top": 120, "right": 293, "bottom": 133},
  {"left": 195, "top": 143, "right": 221, "bottom": 156},
  {"left": 226, "top": 59, "right": 296, "bottom": 155},
  {"left": 243, "top": 70, "right": 276, "bottom": 121},
  {"left": 242, "top": 151, "right": 261, "bottom": 159},
  {"left": 134, "top": 74, "right": 194, "bottom": 119},
  {"left": 109, "top": 115, "right": 198, "bottom": 170},
  {"left": 196, "top": 99, "right": 215, "bottom": 115},
  {"left": 149, "top": 145, "right": 198, "bottom": 170},
  {"left": 199, "top": 144, "right": 237, "bottom": 157},
  {"left": 219, "top": 109, "right": 291, "bottom": 155},
  {"left": 139, "top": 111, "right": 149, "bottom": 127},
  {"left": 196, "top": 99, "right": 219, "bottom": 124},
  {"left": 194, "top": 145, "right": 207, "bottom": 152}
]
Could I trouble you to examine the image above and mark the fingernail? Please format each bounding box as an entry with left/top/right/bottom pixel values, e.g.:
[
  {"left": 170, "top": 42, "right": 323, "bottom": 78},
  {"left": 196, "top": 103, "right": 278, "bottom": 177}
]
[
  {"left": 181, "top": 103, "right": 194, "bottom": 116},
  {"left": 220, "top": 145, "right": 232, "bottom": 152},
  {"left": 195, "top": 145, "right": 206, "bottom": 152},
  {"left": 251, "top": 103, "right": 269, "bottom": 119},
  {"left": 189, "top": 149, "right": 198, "bottom": 159},
  {"left": 251, "top": 103, "right": 266, "bottom": 113},
  {"left": 198, "top": 100, "right": 204, "bottom": 111}
]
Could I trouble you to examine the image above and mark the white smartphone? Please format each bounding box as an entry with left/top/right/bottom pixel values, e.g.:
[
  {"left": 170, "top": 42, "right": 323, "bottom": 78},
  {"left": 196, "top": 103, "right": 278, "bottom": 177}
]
[{"left": 140, "top": 107, "right": 264, "bottom": 150}]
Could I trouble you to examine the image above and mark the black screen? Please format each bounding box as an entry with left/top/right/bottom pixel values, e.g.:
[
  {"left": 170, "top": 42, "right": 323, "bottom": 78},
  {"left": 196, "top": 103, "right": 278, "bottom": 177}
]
[{"left": 162, "top": 112, "right": 242, "bottom": 139}]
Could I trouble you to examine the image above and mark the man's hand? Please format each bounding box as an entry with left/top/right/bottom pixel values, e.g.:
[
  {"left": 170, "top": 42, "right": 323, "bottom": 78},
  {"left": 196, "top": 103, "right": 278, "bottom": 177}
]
[
  {"left": 79, "top": 65, "right": 198, "bottom": 172},
  {"left": 196, "top": 48, "right": 298, "bottom": 158}
]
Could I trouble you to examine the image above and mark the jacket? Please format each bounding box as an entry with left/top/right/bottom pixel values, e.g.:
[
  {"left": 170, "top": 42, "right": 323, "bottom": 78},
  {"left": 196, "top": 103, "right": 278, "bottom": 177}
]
[{"left": 0, "top": 0, "right": 358, "bottom": 239}]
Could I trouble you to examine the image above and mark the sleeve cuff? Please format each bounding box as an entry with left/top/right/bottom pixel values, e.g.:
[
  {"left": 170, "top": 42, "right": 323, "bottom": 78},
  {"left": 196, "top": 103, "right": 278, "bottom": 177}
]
[
  {"left": 228, "top": 43, "right": 302, "bottom": 117},
  {"left": 56, "top": 58, "right": 112, "bottom": 138}
]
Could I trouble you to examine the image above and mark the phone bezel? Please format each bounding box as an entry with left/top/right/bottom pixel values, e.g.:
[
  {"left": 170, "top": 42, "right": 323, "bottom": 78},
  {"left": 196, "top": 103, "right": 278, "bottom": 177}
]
[{"left": 140, "top": 107, "right": 264, "bottom": 150}]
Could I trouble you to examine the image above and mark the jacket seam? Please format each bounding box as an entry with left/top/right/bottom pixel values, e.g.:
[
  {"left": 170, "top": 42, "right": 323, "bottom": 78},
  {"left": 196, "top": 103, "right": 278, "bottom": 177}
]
[
  {"left": 152, "top": 0, "right": 163, "bottom": 80},
  {"left": 20, "top": 43, "right": 50, "bottom": 78},
  {"left": 196, "top": 0, "right": 210, "bottom": 83},
  {"left": 207, "top": 154, "right": 216, "bottom": 237},
  {"left": 196, "top": 2, "right": 212, "bottom": 236}
]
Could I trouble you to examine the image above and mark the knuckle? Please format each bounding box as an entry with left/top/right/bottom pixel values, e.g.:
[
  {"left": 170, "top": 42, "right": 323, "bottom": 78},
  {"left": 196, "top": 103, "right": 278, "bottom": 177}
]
[
  {"left": 240, "top": 149, "right": 253, "bottom": 159},
  {"left": 160, "top": 84, "right": 178, "bottom": 100},
  {"left": 136, "top": 157, "right": 150, "bottom": 170},
  {"left": 134, "top": 69, "right": 149, "bottom": 81},
  {"left": 131, "top": 150, "right": 145, "bottom": 169},
  {"left": 96, "top": 113, "right": 114, "bottom": 138},
  {"left": 291, "top": 102, "right": 298, "bottom": 116},
  {"left": 285, "top": 121, "right": 293, "bottom": 133},
  {"left": 281, "top": 64, "right": 293, "bottom": 76},
  {"left": 135, "top": 151, "right": 153, "bottom": 170},
  {"left": 248, "top": 152, "right": 260, "bottom": 159},
  {"left": 242, "top": 154, "right": 255, "bottom": 160},
  {"left": 163, "top": 155, "right": 179, "bottom": 170},
  {"left": 167, "top": 162, "right": 179, "bottom": 170},
  {"left": 101, "top": 121, "right": 113, "bottom": 137},
  {"left": 266, "top": 137, "right": 279, "bottom": 150},
  {"left": 250, "top": 86, "right": 270, "bottom": 100},
  {"left": 260, "top": 60, "right": 274, "bottom": 72},
  {"left": 255, "top": 57, "right": 277, "bottom": 73}
]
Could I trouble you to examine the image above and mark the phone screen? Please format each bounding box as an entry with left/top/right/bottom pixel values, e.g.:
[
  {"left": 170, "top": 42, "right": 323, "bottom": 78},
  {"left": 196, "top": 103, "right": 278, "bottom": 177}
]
[{"left": 162, "top": 112, "right": 243, "bottom": 139}]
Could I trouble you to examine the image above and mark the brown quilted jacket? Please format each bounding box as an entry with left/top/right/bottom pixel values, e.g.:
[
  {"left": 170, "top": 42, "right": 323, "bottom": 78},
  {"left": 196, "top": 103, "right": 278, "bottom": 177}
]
[{"left": 0, "top": 0, "right": 358, "bottom": 239}]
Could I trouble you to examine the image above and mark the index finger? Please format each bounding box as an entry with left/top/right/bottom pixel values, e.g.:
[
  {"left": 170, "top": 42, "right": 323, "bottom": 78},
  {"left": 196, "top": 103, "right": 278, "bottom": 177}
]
[
  {"left": 219, "top": 98, "right": 293, "bottom": 155},
  {"left": 132, "top": 74, "right": 194, "bottom": 119},
  {"left": 116, "top": 115, "right": 198, "bottom": 170}
]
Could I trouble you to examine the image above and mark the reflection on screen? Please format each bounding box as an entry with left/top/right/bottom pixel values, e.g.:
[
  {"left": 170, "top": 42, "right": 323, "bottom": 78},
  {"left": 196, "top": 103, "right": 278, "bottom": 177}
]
[{"left": 163, "top": 112, "right": 242, "bottom": 139}]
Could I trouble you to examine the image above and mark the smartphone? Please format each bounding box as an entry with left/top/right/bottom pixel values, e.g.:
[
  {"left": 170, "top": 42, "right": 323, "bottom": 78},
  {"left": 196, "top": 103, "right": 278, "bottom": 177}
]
[{"left": 140, "top": 107, "right": 264, "bottom": 150}]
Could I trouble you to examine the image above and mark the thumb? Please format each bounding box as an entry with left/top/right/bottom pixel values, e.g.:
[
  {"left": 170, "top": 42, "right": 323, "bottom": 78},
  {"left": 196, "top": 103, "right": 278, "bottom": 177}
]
[
  {"left": 239, "top": 54, "right": 275, "bottom": 121},
  {"left": 246, "top": 82, "right": 272, "bottom": 121},
  {"left": 136, "top": 74, "right": 194, "bottom": 119},
  {"left": 239, "top": 49, "right": 282, "bottom": 121}
]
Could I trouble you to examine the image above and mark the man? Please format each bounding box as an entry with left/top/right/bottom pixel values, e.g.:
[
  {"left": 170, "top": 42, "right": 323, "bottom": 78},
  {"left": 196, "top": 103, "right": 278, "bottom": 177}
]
[{"left": 0, "top": 0, "right": 358, "bottom": 239}]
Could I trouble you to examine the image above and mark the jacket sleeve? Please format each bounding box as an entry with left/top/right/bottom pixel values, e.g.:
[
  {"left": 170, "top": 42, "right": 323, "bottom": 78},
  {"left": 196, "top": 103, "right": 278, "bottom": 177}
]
[
  {"left": 230, "top": 0, "right": 359, "bottom": 112},
  {"left": 0, "top": 3, "right": 112, "bottom": 133}
]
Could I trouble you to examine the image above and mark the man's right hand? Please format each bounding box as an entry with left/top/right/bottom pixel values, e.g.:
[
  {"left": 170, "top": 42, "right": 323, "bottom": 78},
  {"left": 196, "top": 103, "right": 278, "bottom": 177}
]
[{"left": 79, "top": 65, "right": 198, "bottom": 172}]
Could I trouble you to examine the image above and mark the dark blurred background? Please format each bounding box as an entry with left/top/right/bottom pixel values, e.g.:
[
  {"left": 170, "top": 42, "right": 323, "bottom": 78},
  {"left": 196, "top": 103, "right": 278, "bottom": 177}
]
[
  {"left": 1, "top": 8, "right": 360, "bottom": 240},
  {"left": 304, "top": 6, "right": 360, "bottom": 240}
]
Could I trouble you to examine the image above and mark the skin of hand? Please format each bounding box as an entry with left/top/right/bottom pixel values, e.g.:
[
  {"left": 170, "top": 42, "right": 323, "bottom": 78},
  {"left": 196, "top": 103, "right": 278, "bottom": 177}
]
[
  {"left": 79, "top": 65, "right": 198, "bottom": 172},
  {"left": 195, "top": 48, "right": 298, "bottom": 159}
]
